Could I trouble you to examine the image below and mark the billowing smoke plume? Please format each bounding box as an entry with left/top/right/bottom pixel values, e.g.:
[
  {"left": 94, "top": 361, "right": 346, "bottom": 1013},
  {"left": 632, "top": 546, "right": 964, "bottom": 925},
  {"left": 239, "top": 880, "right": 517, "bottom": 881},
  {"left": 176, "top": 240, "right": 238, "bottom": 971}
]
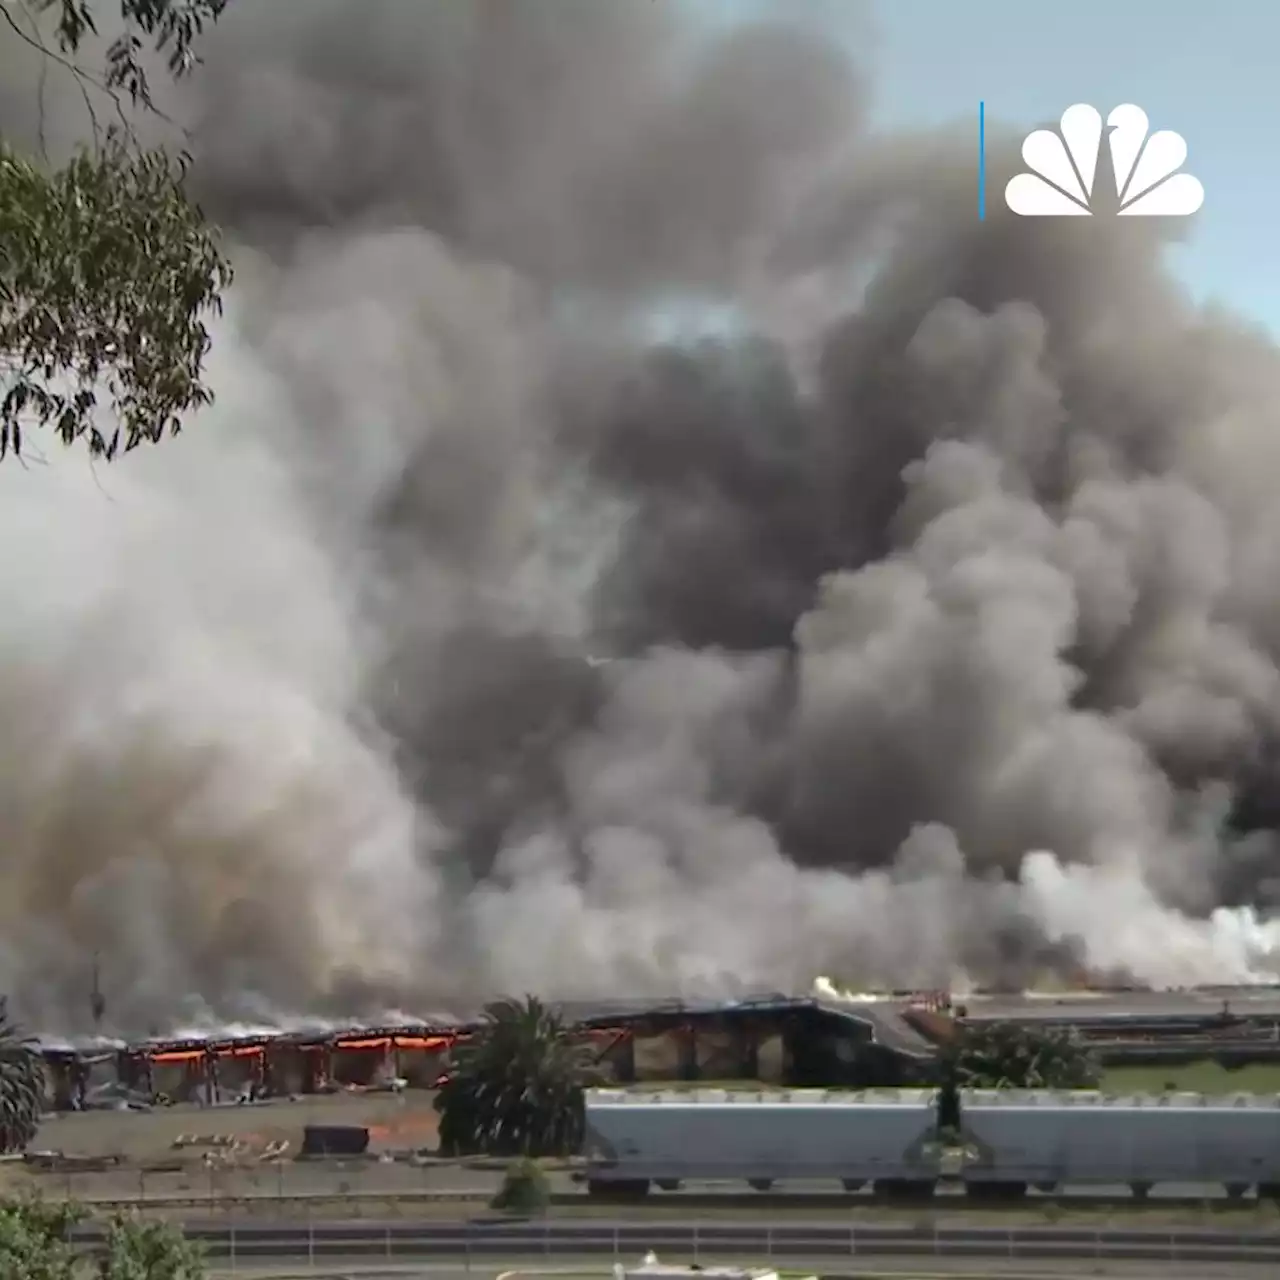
[{"left": 3, "top": 0, "right": 1280, "bottom": 1036}]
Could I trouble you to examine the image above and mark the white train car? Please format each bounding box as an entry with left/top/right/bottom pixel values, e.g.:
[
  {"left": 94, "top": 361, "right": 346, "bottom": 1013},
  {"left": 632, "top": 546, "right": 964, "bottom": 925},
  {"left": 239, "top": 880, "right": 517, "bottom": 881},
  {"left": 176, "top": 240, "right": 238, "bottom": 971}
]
[
  {"left": 582, "top": 1088, "right": 1280, "bottom": 1198},
  {"left": 962, "top": 1090, "right": 1280, "bottom": 1196},
  {"left": 583, "top": 1088, "right": 944, "bottom": 1195}
]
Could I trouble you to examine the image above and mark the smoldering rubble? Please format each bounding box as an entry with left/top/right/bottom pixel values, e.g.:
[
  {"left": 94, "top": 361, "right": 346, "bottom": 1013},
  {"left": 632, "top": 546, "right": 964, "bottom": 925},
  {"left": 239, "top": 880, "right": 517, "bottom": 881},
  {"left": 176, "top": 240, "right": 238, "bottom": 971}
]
[{"left": 2, "top": 0, "right": 1280, "bottom": 1037}]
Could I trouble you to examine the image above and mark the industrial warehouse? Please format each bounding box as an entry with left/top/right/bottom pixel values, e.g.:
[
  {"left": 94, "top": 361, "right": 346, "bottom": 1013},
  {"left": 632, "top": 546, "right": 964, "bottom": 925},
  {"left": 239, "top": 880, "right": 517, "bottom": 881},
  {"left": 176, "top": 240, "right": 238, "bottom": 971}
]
[
  {"left": 31, "top": 984, "right": 1280, "bottom": 1112},
  {"left": 11, "top": 984, "right": 1280, "bottom": 1210},
  {"left": 35, "top": 990, "right": 942, "bottom": 1111}
]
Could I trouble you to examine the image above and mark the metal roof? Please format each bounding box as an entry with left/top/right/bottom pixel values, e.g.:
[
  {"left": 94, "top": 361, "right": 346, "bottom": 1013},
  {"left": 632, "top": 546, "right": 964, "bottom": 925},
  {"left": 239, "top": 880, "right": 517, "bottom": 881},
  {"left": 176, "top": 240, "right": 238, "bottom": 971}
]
[
  {"left": 550, "top": 992, "right": 803, "bottom": 1021},
  {"left": 586, "top": 1087, "right": 1280, "bottom": 1109},
  {"left": 30, "top": 992, "right": 939, "bottom": 1060},
  {"left": 555, "top": 993, "right": 937, "bottom": 1059}
]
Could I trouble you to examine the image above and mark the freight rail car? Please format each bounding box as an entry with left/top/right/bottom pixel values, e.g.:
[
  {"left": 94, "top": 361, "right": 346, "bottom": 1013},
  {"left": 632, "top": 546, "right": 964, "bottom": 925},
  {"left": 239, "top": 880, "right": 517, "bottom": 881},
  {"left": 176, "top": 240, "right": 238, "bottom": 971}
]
[{"left": 581, "top": 1088, "right": 1280, "bottom": 1199}]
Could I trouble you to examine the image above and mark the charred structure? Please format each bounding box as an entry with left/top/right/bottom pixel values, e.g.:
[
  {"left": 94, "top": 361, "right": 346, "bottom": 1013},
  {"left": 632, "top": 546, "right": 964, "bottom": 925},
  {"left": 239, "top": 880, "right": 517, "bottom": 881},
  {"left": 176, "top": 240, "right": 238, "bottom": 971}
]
[{"left": 34, "top": 994, "right": 939, "bottom": 1112}]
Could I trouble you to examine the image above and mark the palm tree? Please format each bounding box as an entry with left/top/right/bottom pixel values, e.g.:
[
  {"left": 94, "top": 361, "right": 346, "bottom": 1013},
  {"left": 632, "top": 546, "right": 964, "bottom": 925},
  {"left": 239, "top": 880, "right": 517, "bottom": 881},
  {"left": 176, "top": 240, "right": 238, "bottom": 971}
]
[
  {"left": 934, "top": 1051, "right": 963, "bottom": 1144},
  {"left": 0, "top": 997, "right": 45, "bottom": 1153},
  {"left": 434, "top": 995, "right": 600, "bottom": 1158}
]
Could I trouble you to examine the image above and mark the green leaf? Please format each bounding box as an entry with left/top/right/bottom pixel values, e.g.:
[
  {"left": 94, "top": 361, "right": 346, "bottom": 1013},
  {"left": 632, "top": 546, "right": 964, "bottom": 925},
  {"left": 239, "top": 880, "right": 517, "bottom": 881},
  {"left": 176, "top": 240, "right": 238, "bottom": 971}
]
[
  {"left": 0, "top": 134, "right": 232, "bottom": 458},
  {"left": 0, "top": 997, "right": 45, "bottom": 1154},
  {"left": 947, "top": 1020, "right": 1099, "bottom": 1091},
  {"left": 2, "top": 0, "right": 232, "bottom": 459},
  {"left": 435, "top": 994, "right": 603, "bottom": 1158},
  {"left": 35, "top": 0, "right": 229, "bottom": 109}
]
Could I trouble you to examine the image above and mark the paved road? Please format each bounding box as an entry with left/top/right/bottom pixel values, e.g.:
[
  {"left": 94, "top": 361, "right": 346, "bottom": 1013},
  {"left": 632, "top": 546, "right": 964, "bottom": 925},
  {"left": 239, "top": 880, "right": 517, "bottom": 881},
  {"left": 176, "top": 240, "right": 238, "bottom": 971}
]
[
  {"left": 204, "top": 1268, "right": 1280, "bottom": 1280},
  {"left": 62, "top": 1172, "right": 1274, "bottom": 1204},
  {"left": 570, "top": 1179, "right": 1266, "bottom": 1201},
  {"left": 636, "top": 1179, "right": 1266, "bottom": 1200},
  {"left": 68, "top": 1217, "right": 1280, "bottom": 1266},
  {"left": 207, "top": 1271, "right": 493, "bottom": 1280}
]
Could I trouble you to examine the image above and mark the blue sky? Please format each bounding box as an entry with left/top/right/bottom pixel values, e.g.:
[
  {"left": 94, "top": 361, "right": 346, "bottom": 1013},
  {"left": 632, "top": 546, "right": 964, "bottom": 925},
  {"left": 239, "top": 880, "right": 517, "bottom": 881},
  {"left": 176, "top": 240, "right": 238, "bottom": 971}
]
[{"left": 695, "top": 0, "right": 1278, "bottom": 336}]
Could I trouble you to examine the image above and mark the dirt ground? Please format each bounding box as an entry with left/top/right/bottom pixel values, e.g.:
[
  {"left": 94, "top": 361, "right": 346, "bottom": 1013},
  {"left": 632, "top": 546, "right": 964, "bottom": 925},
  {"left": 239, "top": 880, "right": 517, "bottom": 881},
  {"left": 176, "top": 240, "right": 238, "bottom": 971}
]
[
  {"left": 3, "top": 1091, "right": 463, "bottom": 1203},
  {"left": 33, "top": 1091, "right": 442, "bottom": 1159}
]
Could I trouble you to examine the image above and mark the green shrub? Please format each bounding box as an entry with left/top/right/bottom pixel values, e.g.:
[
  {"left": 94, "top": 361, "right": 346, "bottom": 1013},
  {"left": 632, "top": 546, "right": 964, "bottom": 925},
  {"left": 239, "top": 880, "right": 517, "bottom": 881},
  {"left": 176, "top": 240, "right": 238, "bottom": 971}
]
[{"left": 490, "top": 1158, "right": 552, "bottom": 1214}]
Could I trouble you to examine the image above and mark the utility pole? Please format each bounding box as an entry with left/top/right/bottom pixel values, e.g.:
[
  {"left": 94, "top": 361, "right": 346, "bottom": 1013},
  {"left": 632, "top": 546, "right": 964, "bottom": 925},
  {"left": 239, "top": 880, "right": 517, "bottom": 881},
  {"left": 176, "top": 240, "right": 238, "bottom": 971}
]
[{"left": 89, "top": 953, "right": 105, "bottom": 1031}]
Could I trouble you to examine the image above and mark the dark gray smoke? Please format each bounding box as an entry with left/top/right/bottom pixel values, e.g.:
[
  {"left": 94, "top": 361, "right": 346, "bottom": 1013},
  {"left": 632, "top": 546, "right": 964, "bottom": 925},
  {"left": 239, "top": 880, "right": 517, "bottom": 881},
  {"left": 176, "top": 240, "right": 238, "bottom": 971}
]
[{"left": 3, "top": 0, "right": 1280, "bottom": 1037}]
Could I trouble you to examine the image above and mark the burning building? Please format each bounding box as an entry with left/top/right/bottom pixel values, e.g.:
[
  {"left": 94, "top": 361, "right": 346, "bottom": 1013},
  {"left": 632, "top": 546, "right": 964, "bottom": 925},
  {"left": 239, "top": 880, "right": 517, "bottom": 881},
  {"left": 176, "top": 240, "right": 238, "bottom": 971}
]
[{"left": 34, "top": 992, "right": 941, "bottom": 1111}]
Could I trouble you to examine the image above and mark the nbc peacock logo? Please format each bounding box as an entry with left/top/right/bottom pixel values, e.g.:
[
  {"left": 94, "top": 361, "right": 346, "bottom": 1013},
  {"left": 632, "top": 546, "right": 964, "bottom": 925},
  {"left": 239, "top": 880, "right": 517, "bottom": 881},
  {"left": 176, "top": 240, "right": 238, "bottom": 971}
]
[{"left": 1005, "top": 103, "right": 1204, "bottom": 217}]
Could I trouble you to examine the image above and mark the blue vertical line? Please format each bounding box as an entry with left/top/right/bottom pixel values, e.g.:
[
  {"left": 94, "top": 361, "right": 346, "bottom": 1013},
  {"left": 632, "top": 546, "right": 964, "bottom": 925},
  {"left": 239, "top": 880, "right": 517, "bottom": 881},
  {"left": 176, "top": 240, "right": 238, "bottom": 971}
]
[{"left": 978, "top": 101, "right": 986, "bottom": 220}]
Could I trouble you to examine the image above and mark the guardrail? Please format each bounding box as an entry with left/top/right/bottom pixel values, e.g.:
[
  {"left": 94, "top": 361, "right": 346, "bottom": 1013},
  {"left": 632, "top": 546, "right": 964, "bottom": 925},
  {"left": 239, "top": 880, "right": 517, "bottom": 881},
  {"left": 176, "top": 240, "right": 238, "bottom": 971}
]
[
  {"left": 67, "top": 1219, "right": 1280, "bottom": 1270},
  {"left": 19, "top": 1161, "right": 1280, "bottom": 1205}
]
